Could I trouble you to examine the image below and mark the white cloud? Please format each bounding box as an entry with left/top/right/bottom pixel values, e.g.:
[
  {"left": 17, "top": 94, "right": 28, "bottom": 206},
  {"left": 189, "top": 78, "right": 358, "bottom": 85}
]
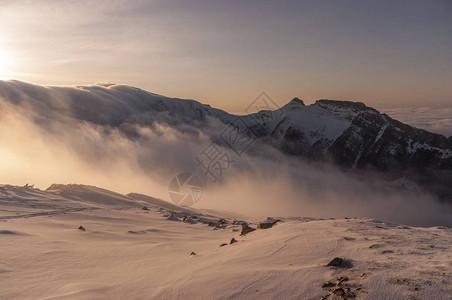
[
  {"left": 1, "top": 81, "right": 451, "bottom": 227},
  {"left": 382, "top": 107, "right": 452, "bottom": 137}
]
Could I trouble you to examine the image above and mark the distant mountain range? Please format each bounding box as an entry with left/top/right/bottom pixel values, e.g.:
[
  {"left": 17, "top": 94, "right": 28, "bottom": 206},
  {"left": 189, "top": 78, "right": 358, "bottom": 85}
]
[{"left": 1, "top": 80, "right": 451, "bottom": 199}]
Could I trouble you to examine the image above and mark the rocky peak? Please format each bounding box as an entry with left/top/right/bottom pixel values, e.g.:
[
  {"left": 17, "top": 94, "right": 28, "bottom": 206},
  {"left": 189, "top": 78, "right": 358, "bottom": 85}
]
[
  {"left": 288, "top": 97, "right": 305, "bottom": 106},
  {"left": 281, "top": 97, "right": 305, "bottom": 111},
  {"left": 315, "top": 99, "right": 379, "bottom": 114}
]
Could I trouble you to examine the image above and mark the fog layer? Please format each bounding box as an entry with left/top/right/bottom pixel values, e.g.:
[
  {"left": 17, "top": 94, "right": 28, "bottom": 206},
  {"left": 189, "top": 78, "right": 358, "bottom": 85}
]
[{"left": 1, "top": 80, "right": 451, "bottom": 227}]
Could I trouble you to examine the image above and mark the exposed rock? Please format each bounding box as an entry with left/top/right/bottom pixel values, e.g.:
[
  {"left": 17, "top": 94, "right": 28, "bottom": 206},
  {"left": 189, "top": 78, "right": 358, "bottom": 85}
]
[
  {"left": 336, "top": 276, "right": 349, "bottom": 285},
  {"left": 332, "top": 287, "right": 356, "bottom": 298},
  {"left": 289, "top": 97, "right": 305, "bottom": 106},
  {"left": 322, "top": 276, "right": 349, "bottom": 289},
  {"left": 232, "top": 220, "right": 246, "bottom": 225},
  {"left": 78, "top": 226, "right": 86, "bottom": 231},
  {"left": 257, "top": 219, "right": 281, "bottom": 229},
  {"left": 230, "top": 238, "right": 238, "bottom": 244},
  {"left": 327, "top": 257, "right": 343, "bottom": 267},
  {"left": 220, "top": 243, "right": 228, "bottom": 247},
  {"left": 141, "top": 206, "right": 149, "bottom": 210},
  {"left": 166, "top": 213, "right": 179, "bottom": 221},
  {"left": 282, "top": 126, "right": 308, "bottom": 155},
  {"left": 240, "top": 223, "right": 256, "bottom": 236},
  {"left": 322, "top": 275, "right": 358, "bottom": 299},
  {"left": 322, "top": 282, "right": 335, "bottom": 288},
  {"left": 326, "top": 257, "right": 353, "bottom": 268},
  {"left": 0, "top": 230, "right": 20, "bottom": 235},
  {"left": 190, "top": 252, "right": 196, "bottom": 257}
]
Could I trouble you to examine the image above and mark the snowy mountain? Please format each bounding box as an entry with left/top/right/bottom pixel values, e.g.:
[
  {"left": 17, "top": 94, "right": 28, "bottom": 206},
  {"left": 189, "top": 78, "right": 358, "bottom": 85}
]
[
  {"left": 260, "top": 99, "right": 452, "bottom": 199},
  {"left": 1, "top": 80, "right": 450, "bottom": 199}
]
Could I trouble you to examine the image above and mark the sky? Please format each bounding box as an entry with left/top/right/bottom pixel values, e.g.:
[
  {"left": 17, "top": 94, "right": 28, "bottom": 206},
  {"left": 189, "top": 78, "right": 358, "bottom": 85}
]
[{"left": 0, "top": 0, "right": 451, "bottom": 112}]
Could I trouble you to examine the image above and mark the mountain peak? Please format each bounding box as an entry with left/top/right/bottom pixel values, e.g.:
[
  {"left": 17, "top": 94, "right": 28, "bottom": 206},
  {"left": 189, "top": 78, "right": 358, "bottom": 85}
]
[
  {"left": 290, "top": 97, "right": 305, "bottom": 105},
  {"left": 283, "top": 97, "right": 305, "bottom": 108}
]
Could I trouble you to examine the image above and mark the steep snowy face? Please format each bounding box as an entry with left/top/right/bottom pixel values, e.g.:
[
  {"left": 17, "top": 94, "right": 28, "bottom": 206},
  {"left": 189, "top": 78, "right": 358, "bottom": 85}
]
[
  {"left": 265, "top": 100, "right": 367, "bottom": 157},
  {"left": 327, "top": 110, "right": 452, "bottom": 171},
  {"left": 241, "top": 98, "right": 452, "bottom": 179}
]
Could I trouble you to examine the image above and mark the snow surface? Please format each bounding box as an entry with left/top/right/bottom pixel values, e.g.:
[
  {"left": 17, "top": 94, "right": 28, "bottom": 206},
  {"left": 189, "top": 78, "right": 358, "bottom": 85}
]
[{"left": 0, "top": 184, "right": 451, "bottom": 299}]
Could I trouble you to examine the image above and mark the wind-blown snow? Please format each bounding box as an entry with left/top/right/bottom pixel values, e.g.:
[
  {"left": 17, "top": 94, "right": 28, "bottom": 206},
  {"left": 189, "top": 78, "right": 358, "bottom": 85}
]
[{"left": 0, "top": 185, "right": 450, "bottom": 299}]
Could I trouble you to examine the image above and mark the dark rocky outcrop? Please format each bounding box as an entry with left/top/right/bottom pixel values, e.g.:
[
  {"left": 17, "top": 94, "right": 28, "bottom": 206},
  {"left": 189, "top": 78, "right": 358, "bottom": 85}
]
[
  {"left": 327, "top": 257, "right": 343, "bottom": 267},
  {"left": 322, "top": 276, "right": 359, "bottom": 299},
  {"left": 326, "top": 257, "right": 353, "bottom": 269},
  {"left": 257, "top": 219, "right": 282, "bottom": 229},
  {"left": 240, "top": 223, "right": 256, "bottom": 236}
]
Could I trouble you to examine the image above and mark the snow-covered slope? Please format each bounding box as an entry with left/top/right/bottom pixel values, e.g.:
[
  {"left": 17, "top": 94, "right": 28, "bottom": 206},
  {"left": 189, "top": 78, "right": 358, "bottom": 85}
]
[{"left": 0, "top": 184, "right": 451, "bottom": 299}]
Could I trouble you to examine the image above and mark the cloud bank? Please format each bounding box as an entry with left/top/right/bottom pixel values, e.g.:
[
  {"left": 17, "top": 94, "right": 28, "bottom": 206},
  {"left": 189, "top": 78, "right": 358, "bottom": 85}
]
[
  {"left": 383, "top": 107, "right": 452, "bottom": 137},
  {"left": 1, "top": 81, "right": 451, "bottom": 227}
]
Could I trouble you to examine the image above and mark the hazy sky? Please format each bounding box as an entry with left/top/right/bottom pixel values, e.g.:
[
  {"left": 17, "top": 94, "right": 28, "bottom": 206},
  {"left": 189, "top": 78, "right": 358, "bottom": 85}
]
[{"left": 0, "top": 0, "right": 451, "bottom": 111}]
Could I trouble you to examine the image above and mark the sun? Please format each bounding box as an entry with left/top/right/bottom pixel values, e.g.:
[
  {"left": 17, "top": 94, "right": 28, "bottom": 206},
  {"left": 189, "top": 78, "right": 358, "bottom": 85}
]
[{"left": 0, "top": 48, "right": 13, "bottom": 79}]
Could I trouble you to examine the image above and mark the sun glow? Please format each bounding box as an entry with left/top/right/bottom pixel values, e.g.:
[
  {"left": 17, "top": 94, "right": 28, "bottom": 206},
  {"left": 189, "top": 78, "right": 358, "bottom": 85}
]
[{"left": 0, "top": 48, "right": 13, "bottom": 79}]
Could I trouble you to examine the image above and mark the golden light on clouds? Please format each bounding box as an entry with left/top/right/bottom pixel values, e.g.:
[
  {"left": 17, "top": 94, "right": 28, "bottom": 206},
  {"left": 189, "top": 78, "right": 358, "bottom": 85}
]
[{"left": 0, "top": 1, "right": 450, "bottom": 109}]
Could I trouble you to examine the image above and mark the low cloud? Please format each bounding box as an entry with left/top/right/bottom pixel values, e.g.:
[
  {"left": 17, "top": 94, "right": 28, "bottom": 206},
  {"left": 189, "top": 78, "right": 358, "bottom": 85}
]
[
  {"left": 1, "top": 82, "right": 451, "bottom": 227},
  {"left": 382, "top": 107, "right": 452, "bottom": 137}
]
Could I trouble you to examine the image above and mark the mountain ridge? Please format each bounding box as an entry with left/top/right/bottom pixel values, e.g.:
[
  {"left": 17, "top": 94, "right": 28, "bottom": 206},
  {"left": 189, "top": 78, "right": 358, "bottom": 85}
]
[{"left": 1, "top": 80, "right": 451, "bottom": 199}]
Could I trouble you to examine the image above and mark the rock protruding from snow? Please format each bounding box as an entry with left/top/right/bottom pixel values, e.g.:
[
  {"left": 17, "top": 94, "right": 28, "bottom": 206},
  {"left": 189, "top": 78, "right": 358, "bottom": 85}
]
[
  {"left": 327, "top": 257, "right": 344, "bottom": 267},
  {"left": 257, "top": 219, "right": 281, "bottom": 229},
  {"left": 326, "top": 257, "right": 353, "bottom": 269},
  {"left": 240, "top": 223, "right": 256, "bottom": 236}
]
